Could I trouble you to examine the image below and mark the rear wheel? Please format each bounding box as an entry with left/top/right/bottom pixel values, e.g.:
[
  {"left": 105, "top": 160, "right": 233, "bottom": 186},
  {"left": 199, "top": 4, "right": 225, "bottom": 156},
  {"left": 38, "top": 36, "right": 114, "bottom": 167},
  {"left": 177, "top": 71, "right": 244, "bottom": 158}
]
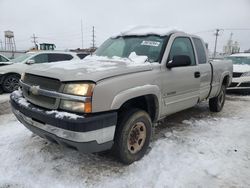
[
  {"left": 114, "top": 109, "right": 152, "bottom": 165},
  {"left": 209, "top": 85, "right": 226, "bottom": 112},
  {"left": 2, "top": 74, "right": 20, "bottom": 93}
]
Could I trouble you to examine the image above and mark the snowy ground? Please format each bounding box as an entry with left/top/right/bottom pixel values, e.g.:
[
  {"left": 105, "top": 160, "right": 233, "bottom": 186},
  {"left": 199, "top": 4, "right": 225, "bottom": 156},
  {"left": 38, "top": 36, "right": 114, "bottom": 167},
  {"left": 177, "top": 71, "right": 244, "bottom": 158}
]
[{"left": 0, "top": 94, "right": 250, "bottom": 188}]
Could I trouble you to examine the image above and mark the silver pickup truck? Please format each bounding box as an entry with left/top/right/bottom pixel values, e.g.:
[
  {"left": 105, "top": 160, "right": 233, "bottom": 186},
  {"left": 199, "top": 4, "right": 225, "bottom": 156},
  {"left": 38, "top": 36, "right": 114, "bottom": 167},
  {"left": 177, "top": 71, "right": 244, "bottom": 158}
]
[{"left": 10, "top": 26, "right": 233, "bottom": 164}]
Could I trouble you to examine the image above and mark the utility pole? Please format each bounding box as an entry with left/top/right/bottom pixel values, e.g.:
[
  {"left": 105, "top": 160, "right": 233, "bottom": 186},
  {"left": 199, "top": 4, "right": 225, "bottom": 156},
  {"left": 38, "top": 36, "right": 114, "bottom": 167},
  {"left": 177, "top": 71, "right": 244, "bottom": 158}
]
[
  {"left": 81, "top": 19, "right": 84, "bottom": 49},
  {"left": 31, "top": 34, "right": 38, "bottom": 50},
  {"left": 91, "top": 26, "right": 96, "bottom": 50},
  {"left": 213, "top": 29, "right": 221, "bottom": 58}
]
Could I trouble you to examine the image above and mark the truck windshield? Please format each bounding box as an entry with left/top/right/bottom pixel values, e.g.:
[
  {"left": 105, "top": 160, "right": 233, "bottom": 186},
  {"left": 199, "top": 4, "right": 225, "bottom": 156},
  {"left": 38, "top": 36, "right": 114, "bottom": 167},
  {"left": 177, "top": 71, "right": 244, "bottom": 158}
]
[
  {"left": 95, "top": 35, "right": 167, "bottom": 63},
  {"left": 226, "top": 56, "right": 250, "bottom": 65}
]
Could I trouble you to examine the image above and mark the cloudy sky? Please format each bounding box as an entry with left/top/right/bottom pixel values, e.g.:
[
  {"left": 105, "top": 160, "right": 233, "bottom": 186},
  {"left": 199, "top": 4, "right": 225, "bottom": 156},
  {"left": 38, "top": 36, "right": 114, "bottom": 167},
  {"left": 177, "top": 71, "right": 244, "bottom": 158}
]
[{"left": 0, "top": 0, "right": 249, "bottom": 52}]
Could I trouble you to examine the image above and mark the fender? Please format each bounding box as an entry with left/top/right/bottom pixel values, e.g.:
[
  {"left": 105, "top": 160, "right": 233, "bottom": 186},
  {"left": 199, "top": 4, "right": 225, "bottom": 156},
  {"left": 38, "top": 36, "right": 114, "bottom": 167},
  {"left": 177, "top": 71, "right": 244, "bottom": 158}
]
[
  {"left": 111, "top": 84, "right": 161, "bottom": 111},
  {"left": 216, "top": 71, "right": 231, "bottom": 96}
]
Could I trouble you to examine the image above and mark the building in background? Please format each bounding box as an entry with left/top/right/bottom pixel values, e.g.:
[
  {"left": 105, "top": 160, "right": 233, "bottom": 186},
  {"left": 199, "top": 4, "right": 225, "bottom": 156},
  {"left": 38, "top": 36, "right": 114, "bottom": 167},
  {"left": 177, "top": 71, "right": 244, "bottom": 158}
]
[{"left": 223, "top": 33, "right": 240, "bottom": 55}]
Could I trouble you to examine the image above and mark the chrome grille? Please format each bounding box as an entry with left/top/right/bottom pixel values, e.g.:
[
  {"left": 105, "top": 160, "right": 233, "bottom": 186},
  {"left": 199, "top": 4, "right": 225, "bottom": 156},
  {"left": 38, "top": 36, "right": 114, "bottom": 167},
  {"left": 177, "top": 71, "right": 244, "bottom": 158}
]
[{"left": 22, "top": 74, "right": 61, "bottom": 109}]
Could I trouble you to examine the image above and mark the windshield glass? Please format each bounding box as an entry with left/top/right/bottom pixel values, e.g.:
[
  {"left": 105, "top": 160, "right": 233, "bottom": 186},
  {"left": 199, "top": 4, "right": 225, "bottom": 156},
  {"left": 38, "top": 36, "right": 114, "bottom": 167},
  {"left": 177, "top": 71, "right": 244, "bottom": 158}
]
[
  {"left": 12, "top": 53, "right": 34, "bottom": 63},
  {"left": 95, "top": 35, "right": 167, "bottom": 63},
  {"left": 226, "top": 56, "right": 250, "bottom": 65}
]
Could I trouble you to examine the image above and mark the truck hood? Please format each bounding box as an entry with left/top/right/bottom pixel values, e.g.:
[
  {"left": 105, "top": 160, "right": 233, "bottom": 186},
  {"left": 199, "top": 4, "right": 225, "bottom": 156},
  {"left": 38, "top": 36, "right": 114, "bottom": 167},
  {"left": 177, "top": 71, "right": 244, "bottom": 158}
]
[
  {"left": 25, "top": 58, "right": 153, "bottom": 82},
  {"left": 233, "top": 64, "right": 250, "bottom": 73}
]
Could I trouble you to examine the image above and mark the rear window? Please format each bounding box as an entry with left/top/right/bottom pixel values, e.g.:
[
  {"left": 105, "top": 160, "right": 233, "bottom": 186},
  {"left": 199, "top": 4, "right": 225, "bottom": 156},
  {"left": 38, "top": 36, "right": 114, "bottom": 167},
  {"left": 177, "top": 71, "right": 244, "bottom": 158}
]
[{"left": 192, "top": 38, "right": 207, "bottom": 64}]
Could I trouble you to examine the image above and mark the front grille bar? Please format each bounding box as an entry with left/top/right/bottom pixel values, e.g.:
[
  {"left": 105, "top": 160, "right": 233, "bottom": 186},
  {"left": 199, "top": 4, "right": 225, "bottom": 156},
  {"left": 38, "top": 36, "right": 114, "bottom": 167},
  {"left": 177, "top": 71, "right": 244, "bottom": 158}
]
[{"left": 20, "top": 80, "right": 91, "bottom": 103}]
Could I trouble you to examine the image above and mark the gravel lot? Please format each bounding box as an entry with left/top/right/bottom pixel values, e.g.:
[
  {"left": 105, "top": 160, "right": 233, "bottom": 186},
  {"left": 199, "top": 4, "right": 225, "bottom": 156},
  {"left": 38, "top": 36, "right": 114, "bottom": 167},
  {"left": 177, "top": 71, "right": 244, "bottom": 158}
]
[{"left": 0, "top": 94, "right": 249, "bottom": 188}]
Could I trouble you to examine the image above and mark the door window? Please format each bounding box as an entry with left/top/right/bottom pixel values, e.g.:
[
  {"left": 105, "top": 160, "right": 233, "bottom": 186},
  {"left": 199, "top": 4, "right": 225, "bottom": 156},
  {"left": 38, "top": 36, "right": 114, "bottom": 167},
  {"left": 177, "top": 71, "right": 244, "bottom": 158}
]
[
  {"left": 168, "top": 37, "right": 196, "bottom": 65},
  {"left": 31, "top": 54, "right": 49, "bottom": 63},
  {"left": 192, "top": 38, "right": 207, "bottom": 64}
]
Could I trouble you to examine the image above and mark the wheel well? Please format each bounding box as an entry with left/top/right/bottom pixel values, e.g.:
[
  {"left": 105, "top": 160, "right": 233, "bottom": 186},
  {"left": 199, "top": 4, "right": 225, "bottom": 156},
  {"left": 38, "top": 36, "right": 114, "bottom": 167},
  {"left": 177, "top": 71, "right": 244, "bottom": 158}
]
[
  {"left": 222, "top": 75, "right": 230, "bottom": 87},
  {"left": 118, "top": 95, "right": 159, "bottom": 122}
]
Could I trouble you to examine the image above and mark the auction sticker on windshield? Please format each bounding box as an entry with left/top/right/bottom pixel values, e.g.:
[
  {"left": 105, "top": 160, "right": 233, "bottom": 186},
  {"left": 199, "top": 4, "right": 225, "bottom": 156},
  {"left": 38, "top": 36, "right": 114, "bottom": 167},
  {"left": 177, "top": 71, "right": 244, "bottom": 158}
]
[{"left": 141, "top": 41, "right": 160, "bottom": 47}]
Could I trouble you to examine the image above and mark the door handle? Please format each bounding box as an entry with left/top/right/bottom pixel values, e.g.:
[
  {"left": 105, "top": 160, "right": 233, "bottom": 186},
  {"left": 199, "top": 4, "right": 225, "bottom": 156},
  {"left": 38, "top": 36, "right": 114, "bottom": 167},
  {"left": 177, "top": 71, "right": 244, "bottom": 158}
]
[{"left": 194, "top": 71, "right": 200, "bottom": 78}]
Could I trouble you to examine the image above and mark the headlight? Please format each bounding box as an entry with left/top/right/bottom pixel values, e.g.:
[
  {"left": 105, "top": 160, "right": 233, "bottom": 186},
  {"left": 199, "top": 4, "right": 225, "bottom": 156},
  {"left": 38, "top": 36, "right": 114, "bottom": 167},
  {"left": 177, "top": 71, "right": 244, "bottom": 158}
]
[
  {"left": 242, "top": 72, "right": 250, "bottom": 77},
  {"left": 60, "top": 83, "right": 95, "bottom": 113},
  {"left": 63, "top": 83, "right": 95, "bottom": 96}
]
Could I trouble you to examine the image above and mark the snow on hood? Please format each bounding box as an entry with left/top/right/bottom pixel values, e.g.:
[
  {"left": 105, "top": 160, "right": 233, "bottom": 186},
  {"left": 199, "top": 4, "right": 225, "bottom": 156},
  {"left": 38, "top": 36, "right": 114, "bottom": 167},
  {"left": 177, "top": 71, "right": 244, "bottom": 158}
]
[
  {"left": 233, "top": 64, "right": 250, "bottom": 73},
  {"left": 112, "top": 25, "right": 181, "bottom": 37},
  {"left": 25, "top": 53, "right": 154, "bottom": 82}
]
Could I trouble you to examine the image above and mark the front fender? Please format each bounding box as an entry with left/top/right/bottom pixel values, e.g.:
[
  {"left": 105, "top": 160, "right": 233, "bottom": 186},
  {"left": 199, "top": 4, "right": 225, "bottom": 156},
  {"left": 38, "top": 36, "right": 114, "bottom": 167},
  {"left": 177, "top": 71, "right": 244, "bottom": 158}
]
[{"left": 111, "top": 84, "right": 161, "bottom": 110}]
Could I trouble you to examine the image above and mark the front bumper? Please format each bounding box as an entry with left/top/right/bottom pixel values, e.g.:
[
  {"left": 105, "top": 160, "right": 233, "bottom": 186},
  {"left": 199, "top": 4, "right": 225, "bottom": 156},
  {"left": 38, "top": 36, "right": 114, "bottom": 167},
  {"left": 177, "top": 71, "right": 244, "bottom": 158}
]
[{"left": 10, "top": 91, "right": 117, "bottom": 153}]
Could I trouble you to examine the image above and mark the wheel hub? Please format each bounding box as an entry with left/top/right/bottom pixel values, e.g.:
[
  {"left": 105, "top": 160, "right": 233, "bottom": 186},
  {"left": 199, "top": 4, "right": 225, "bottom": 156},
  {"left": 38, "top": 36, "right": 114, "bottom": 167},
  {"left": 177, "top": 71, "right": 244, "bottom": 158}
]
[{"left": 127, "top": 122, "right": 146, "bottom": 154}]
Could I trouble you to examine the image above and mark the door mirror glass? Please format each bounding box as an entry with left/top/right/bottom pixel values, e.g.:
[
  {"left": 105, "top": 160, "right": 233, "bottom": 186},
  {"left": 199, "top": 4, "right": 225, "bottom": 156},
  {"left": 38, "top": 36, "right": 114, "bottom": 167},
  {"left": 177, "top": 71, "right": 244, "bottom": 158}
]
[
  {"left": 26, "top": 59, "right": 35, "bottom": 65},
  {"left": 167, "top": 55, "right": 191, "bottom": 68}
]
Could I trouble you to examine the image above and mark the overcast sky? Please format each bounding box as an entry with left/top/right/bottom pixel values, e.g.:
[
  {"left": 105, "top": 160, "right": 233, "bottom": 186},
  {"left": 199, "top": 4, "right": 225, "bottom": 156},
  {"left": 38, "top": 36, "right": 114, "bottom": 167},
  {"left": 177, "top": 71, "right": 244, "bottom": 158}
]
[{"left": 0, "top": 0, "right": 249, "bottom": 52}]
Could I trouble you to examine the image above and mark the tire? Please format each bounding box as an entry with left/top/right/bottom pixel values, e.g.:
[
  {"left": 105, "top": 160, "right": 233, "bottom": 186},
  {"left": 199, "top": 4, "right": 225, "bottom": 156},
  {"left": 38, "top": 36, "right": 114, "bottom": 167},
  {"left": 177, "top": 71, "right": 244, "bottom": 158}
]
[
  {"left": 114, "top": 109, "right": 152, "bottom": 165},
  {"left": 209, "top": 84, "right": 226, "bottom": 112},
  {"left": 2, "top": 74, "right": 20, "bottom": 93}
]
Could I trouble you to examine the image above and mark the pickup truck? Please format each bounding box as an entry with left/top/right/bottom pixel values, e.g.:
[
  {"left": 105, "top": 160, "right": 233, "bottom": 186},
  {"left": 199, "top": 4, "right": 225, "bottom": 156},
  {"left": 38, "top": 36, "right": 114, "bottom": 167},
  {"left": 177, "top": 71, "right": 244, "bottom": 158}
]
[{"left": 10, "top": 26, "right": 233, "bottom": 164}]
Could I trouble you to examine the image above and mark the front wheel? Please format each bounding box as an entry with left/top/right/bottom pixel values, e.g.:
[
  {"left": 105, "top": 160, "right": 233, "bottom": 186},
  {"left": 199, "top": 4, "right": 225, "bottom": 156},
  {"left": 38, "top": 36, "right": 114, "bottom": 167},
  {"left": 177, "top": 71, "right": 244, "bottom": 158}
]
[
  {"left": 114, "top": 109, "right": 152, "bottom": 165},
  {"left": 209, "top": 85, "right": 226, "bottom": 112},
  {"left": 2, "top": 74, "right": 20, "bottom": 93}
]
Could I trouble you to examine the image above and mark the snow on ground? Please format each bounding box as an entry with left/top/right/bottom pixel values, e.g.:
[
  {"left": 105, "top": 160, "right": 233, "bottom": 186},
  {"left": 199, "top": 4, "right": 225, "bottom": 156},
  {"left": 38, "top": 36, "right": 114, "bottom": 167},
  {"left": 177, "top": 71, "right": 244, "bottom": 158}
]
[
  {"left": 0, "top": 94, "right": 250, "bottom": 188},
  {"left": 0, "top": 94, "right": 10, "bottom": 115}
]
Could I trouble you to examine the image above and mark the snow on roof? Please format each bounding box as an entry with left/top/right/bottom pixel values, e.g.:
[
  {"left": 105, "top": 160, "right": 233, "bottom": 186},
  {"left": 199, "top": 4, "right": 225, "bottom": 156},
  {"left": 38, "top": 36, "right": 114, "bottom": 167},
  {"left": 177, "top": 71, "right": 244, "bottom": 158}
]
[
  {"left": 230, "top": 53, "right": 250, "bottom": 57},
  {"left": 113, "top": 25, "right": 182, "bottom": 37}
]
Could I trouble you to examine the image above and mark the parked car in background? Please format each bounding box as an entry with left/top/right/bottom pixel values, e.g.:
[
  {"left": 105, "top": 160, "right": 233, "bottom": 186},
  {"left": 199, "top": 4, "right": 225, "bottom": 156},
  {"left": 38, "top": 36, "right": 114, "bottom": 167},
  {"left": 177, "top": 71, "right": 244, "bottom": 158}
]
[
  {"left": 10, "top": 26, "right": 233, "bottom": 164},
  {"left": 0, "top": 54, "right": 10, "bottom": 64},
  {"left": 226, "top": 53, "right": 250, "bottom": 94},
  {"left": 0, "top": 51, "right": 80, "bottom": 93}
]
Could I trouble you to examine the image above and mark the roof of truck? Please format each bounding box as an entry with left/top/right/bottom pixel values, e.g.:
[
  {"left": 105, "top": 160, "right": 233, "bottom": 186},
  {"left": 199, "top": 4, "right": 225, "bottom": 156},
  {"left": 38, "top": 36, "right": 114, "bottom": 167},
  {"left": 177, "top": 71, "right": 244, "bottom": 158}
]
[{"left": 113, "top": 25, "right": 183, "bottom": 37}]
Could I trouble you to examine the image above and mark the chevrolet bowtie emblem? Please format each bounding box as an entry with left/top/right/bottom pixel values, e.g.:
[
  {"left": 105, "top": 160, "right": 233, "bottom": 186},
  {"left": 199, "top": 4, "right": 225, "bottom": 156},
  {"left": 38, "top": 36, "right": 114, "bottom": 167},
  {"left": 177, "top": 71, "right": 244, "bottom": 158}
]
[{"left": 30, "top": 85, "right": 40, "bottom": 95}]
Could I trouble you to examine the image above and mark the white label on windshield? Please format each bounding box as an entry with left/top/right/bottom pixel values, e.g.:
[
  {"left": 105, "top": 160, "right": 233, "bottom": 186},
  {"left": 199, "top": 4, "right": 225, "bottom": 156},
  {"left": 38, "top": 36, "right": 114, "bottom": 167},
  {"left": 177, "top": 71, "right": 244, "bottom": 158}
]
[{"left": 141, "top": 41, "right": 160, "bottom": 47}]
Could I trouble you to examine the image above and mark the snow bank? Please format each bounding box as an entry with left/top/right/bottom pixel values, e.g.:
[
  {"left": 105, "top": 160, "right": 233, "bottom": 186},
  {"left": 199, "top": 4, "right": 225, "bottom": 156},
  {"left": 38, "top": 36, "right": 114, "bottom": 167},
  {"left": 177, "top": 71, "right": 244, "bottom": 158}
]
[{"left": 113, "top": 25, "right": 181, "bottom": 37}]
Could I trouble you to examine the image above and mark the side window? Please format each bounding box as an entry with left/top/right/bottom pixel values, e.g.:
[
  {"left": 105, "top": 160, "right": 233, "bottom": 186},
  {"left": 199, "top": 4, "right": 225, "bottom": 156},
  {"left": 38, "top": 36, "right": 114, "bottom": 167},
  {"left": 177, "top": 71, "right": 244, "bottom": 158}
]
[
  {"left": 192, "top": 38, "right": 207, "bottom": 64},
  {"left": 168, "top": 37, "right": 196, "bottom": 65},
  {"left": 48, "top": 54, "right": 73, "bottom": 62},
  {"left": 32, "top": 54, "right": 49, "bottom": 63}
]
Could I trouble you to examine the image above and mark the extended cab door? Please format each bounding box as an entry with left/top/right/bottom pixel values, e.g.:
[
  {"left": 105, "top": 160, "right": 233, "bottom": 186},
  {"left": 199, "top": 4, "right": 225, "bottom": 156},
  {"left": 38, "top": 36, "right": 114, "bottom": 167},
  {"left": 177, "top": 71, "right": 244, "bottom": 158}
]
[
  {"left": 192, "top": 37, "right": 212, "bottom": 100},
  {"left": 161, "top": 36, "right": 200, "bottom": 116}
]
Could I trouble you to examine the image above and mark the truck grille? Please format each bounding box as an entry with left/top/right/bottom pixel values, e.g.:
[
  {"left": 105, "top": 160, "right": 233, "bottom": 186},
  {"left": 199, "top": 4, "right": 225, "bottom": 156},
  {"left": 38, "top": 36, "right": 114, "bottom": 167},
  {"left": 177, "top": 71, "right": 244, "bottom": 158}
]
[
  {"left": 22, "top": 74, "right": 61, "bottom": 109},
  {"left": 233, "top": 72, "right": 243, "bottom": 78}
]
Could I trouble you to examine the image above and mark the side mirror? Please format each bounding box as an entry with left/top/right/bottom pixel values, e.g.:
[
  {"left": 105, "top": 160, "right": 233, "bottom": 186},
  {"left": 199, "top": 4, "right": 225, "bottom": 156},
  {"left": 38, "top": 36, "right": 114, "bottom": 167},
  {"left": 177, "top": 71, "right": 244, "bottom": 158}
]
[
  {"left": 26, "top": 59, "right": 35, "bottom": 65},
  {"left": 166, "top": 55, "right": 191, "bottom": 68}
]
